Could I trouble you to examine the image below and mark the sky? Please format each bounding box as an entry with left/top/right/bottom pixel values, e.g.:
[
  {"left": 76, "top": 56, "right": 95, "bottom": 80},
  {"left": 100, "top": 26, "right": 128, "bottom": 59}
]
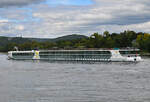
[{"left": 0, "top": 0, "right": 150, "bottom": 38}]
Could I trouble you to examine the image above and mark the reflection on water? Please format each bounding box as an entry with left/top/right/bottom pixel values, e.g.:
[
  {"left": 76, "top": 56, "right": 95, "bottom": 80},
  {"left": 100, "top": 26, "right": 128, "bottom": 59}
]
[{"left": 0, "top": 53, "right": 150, "bottom": 102}]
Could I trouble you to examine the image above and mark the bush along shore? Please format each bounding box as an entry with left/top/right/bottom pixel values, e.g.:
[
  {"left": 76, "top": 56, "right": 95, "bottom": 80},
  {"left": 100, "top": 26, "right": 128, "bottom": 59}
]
[{"left": 0, "top": 30, "right": 150, "bottom": 55}]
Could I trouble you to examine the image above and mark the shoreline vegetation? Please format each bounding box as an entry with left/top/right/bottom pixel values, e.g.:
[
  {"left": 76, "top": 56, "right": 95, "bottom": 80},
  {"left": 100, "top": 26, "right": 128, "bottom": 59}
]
[{"left": 0, "top": 30, "right": 150, "bottom": 55}]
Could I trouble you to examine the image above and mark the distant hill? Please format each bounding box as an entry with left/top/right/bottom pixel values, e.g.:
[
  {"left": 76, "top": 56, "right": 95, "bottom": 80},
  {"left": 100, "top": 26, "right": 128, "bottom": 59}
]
[
  {"left": 29, "top": 34, "right": 88, "bottom": 42},
  {"left": 0, "top": 36, "right": 31, "bottom": 46},
  {"left": 54, "top": 34, "right": 88, "bottom": 41},
  {"left": 0, "top": 34, "right": 88, "bottom": 46}
]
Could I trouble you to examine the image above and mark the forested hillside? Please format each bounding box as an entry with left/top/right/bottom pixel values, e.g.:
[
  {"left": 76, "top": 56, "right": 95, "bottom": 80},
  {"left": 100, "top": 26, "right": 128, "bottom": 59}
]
[{"left": 0, "top": 31, "right": 150, "bottom": 53}]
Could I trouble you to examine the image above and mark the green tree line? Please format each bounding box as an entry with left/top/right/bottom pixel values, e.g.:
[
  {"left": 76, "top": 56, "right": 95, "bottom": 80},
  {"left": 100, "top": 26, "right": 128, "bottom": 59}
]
[{"left": 1, "top": 30, "right": 150, "bottom": 53}]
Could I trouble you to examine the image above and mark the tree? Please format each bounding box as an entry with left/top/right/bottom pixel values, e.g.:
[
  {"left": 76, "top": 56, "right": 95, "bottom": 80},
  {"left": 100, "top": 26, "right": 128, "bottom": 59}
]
[
  {"left": 89, "top": 33, "right": 104, "bottom": 48},
  {"left": 136, "top": 33, "right": 150, "bottom": 51},
  {"left": 103, "top": 31, "right": 110, "bottom": 37}
]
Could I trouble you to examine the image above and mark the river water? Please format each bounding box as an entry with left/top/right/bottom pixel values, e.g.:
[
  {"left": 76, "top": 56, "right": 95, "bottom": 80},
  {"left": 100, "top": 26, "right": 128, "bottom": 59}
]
[{"left": 0, "top": 53, "right": 150, "bottom": 102}]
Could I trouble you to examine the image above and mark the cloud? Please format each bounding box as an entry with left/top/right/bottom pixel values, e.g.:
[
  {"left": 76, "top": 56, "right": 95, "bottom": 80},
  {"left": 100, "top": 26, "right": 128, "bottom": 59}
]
[
  {"left": 29, "top": 0, "right": 150, "bottom": 37},
  {"left": 0, "top": 19, "right": 9, "bottom": 23},
  {"left": 15, "top": 25, "right": 24, "bottom": 30},
  {"left": 0, "top": 0, "right": 45, "bottom": 7},
  {"left": 0, "top": 0, "right": 150, "bottom": 38}
]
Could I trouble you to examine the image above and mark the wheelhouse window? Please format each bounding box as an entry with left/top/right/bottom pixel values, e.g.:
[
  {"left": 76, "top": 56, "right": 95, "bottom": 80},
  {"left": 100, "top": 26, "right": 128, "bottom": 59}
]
[{"left": 12, "top": 53, "right": 34, "bottom": 56}]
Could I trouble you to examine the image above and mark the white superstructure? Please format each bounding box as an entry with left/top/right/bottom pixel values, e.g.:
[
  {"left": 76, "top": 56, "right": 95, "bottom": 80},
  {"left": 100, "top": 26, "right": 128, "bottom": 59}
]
[{"left": 110, "top": 50, "right": 142, "bottom": 62}]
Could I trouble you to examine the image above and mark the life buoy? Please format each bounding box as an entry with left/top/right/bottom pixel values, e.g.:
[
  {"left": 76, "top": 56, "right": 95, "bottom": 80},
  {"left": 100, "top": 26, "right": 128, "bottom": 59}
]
[{"left": 134, "top": 58, "right": 136, "bottom": 61}]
